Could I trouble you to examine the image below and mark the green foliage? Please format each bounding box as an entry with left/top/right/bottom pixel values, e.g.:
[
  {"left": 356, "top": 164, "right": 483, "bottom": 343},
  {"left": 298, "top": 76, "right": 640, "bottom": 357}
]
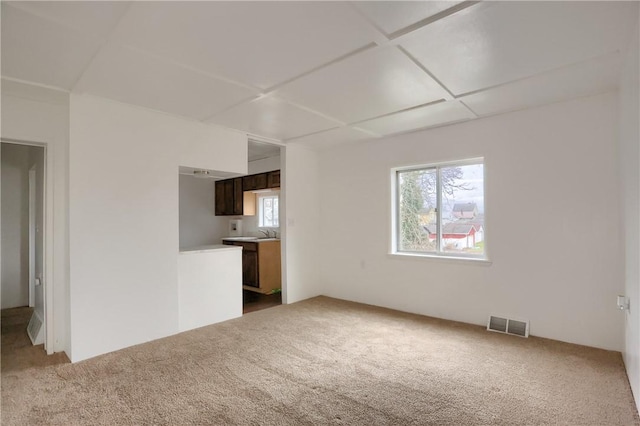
[
  {"left": 399, "top": 166, "right": 469, "bottom": 252},
  {"left": 399, "top": 171, "right": 427, "bottom": 250}
]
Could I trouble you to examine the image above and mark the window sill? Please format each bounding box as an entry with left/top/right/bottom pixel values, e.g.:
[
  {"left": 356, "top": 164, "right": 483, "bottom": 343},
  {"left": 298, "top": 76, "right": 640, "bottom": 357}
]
[{"left": 388, "top": 251, "right": 492, "bottom": 266}]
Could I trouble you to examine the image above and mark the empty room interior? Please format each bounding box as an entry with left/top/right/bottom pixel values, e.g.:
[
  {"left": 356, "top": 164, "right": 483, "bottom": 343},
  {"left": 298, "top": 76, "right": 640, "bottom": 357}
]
[{"left": 1, "top": 1, "right": 639, "bottom": 424}]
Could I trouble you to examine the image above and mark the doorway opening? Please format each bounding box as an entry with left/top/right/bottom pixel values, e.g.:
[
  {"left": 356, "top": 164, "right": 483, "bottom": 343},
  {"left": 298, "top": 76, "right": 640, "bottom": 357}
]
[
  {"left": 240, "top": 140, "right": 284, "bottom": 315},
  {"left": 1, "top": 142, "right": 46, "bottom": 348}
]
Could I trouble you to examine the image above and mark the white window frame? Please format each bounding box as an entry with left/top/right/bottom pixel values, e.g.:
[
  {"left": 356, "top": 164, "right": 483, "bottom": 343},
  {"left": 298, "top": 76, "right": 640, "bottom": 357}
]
[
  {"left": 257, "top": 192, "right": 279, "bottom": 229},
  {"left": 390, "top": 158, "right": 488, "bottom": 262}
]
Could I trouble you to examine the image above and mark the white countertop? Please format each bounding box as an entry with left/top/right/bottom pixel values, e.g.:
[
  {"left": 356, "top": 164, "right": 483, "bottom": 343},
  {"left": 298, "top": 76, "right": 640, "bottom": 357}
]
[
  {"left": 222, "top": 237, "right": 280, "bottom": 243},
  {"left": 179, "top": 244, "right": 242, "bottom": 254}
]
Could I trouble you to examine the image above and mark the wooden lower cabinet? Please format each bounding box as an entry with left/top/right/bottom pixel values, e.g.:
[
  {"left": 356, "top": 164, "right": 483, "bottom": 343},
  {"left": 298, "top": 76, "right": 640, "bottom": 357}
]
[
  {"left": 241, "top": 246, "right": 258, "bottom": 288},
  {"left": 222, "top": 240, "right": 281, "bottom": 294}
]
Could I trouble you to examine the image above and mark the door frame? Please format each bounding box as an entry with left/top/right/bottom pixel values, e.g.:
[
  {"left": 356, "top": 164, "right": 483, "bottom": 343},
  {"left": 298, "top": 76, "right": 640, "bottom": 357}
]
[
  {"left": 28, "top": 164, "right": 36, "bottom": 308},
  {"left": 1, "top": 139, "right": 50, "bottom": 352}
]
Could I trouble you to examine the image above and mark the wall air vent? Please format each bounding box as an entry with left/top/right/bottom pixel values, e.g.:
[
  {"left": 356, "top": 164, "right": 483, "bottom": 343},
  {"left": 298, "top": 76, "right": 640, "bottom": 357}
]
[
  {"left": 487, "top": 315, "right": 529, "bottom": 338},
  {"left": 27, "top": 310, "right": 44, "bottom": 345}
]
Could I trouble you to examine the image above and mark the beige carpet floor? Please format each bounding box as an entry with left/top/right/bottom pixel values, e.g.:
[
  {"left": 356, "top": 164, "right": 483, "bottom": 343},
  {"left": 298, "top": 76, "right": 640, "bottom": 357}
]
[{"left": 2, "top": 297, "right": 638, "bottom": 425}]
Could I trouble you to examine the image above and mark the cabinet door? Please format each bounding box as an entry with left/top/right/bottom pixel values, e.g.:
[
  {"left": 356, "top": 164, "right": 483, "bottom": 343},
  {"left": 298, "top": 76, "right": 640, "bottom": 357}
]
[
  {"left": 215, "top": 178, "right": 244, "bottom": 216},
  {"left": 255, "top": 173, "right": 268, "bottom": 190},
  {"left": 243, "top": 173, "right": 268, "bottom": 191},
  {"left": 242, "top": 250, "right": 259, "bottom": 287},
  {"left": 243, "top": 175, "right": 256, "bottom": 191},
  {"left": 232, "top": 177, "right": 243, "bottom": 215},
  {"left": 267, "top": 170, "right": 280, "bottom": 188},
  {"left": 223, "top": 180, "right": 235, "bottom": 215},
  {"left": 215, "top": 180, "right": 226, "bottom": 215}
]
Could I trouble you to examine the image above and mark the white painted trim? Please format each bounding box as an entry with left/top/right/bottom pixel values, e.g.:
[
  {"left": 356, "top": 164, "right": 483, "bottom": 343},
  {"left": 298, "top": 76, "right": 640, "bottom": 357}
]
[
  {"left": 387, "top": 252, "right": 492, "bottom": 266},
  {"left": 248, "top": 134, "right": 285, "bottom": 146},
  {"left": 0, "top": 76, "right": 69, "bottom": 94},
  {"left": 28, "top": 166, "right": 36, "bottom": 308},
  {"left": 42, "top": 143, "right": 53, "bottom": 354},
  {"left": 279, "top": 147, "right": 287, "bottom": 305}
]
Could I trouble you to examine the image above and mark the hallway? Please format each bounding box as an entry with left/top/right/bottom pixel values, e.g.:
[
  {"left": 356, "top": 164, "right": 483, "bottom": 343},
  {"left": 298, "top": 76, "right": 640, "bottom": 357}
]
[{"left": 1, "top": 307, "right": 68, "bottom": 373}]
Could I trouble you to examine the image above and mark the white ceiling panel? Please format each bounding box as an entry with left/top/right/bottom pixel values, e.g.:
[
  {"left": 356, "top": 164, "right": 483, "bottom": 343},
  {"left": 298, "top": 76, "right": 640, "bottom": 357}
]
[
  {"left": 400, "top": 1, "right": 639, "bottom": 95},
  {"left": 352, "top": 1, "right": 464, "bottom": 35},
  {"left": 357, "top": 101, "right": 475, "bottom": 136},
  {"left": 1, "top": 3, "right": 104, "bottom": 89},
  {"left": 461, "top": 52, "right": 622, "bottom": 117},
  {"left": 113, "top": 1, "right": 379, "bottom": 90},
  {"left": 287, "top": 126, "right": 376, "bottom": 150},
  {"left": 5, "top": 1, "right": 131, "bottom": 39},
  {"left": 76, "top": 44, "right": 259, "bottom": 121},
  {"left": 276, "top": 46, "right": 448, "bottom": 124},
  {"left": 208, "top": 96, "right": 339, "bottom": 141}
]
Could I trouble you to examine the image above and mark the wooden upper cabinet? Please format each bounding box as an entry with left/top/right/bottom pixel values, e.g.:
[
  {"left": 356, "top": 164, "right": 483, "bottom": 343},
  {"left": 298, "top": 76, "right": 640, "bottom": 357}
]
[
  {"left": 232, "top": 177, "right": 243, "bottom": 215},
  {"left": 267, "top": 170, "right": 280, "bottom": 188},
  {"left": 215, "top": 170, "right": 280, "bottom": 216},
  {"left": 215, "top": 177, "right": 244, "bottom": 216},
  {"left": 214, "top": 180, "right": 226, "bottom": 216},
  {"left": 243, "top": 173, "right": 268, "bottom": 191}
]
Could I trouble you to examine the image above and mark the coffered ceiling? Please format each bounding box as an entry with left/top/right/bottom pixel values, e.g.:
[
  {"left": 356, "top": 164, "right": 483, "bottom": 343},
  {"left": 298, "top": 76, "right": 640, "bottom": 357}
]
[{"left": 2, "top": 1, "right": 638, "bottom": 150}]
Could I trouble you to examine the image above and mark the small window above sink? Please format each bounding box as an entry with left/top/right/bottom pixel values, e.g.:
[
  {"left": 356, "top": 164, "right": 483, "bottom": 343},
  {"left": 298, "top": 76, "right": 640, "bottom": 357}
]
[{"left": 257, "top": 192, "right": 279, "bottom": 228}]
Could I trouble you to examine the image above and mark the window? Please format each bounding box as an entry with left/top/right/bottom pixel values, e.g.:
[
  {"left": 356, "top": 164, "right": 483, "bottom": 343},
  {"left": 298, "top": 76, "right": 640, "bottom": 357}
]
[
  {"left": 258, "top": 193, "right": 279, "bottom": 228},
  {"left": 393, "top": 159, "right": 485, "bottom": 259}
]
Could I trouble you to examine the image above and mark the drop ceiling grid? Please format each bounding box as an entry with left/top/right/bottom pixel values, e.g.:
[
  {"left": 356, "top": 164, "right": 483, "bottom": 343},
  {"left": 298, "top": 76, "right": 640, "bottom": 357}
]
[
  {"left": 109, "top": 1, "right": 383, "bottom": 91},
  {"left": 397, "top": 1, "right": 638, "bottom": 97},
  {"left": 1, "top": 3, "right": 107, "bottom": 90},
  {"left": 285, "top": 126, "right": 377, "bottom": 150},
  {"left": 1, "top": 1, "right": 637, "bottom": 146},
  {"left": 357, "top": 100, "right": 476, "bottom": 136},
  {"left": 205, "top": 95, "right": 340, "bottom": 141},
  {"left": 4, "top": 0, "right": 131, "bottom": 41},
  {"left": 201, "top": 2, "right": 481, "bottom": 139},
  {"left": 459, "top": 52, "right": 623, "bottom": 118},
  {"left": 350, "top": 1, "right": 468, "bottom": 37},
  {"left": 272, "top": 45, "right": 451, "bottom": 124},
  {"left": 73, "top": 44, "right": 261, "bottom": 121}
]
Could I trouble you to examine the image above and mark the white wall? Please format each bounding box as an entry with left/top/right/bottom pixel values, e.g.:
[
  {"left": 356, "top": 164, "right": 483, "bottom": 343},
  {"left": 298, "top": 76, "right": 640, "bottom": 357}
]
[
  {"left": 319, "top": 92, "right": 623, "bottom": 351},
  {"left": 1, "top": 143, "right": 30, "bottom": 309},
  {"left": 179, "top": 175, "right": 230, "bottom": 248},
  {"left": 178, "top": 247, "right": 242, "bottom": 332},
  {"left": 69, "top": 94, "right": 247, "bottom": 362},
  {"left": 281, "top": 145, "right": 321, "bottom": 303},
  {"left": 619, "top": 14, "right": 640, "bottom": 408},
  {"left": 1, "top": 80, "right": 69, "bottom": 354}
]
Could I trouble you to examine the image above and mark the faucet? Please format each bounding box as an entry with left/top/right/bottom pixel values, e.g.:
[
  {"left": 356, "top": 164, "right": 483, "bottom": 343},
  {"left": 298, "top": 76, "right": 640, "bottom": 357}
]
[
  {"left": 259, "top": 229, "right": 278, "bottom": 238},
  {"left": 259, "top": 229, "right": 271, "bottom": 238}
]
